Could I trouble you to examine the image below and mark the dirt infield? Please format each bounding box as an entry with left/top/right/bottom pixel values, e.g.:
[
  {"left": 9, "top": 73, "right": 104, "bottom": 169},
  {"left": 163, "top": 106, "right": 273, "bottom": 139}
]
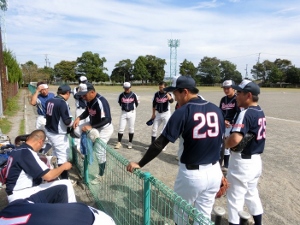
[{"left": 1, "top": 86, "right": 299, "bottom": 225}]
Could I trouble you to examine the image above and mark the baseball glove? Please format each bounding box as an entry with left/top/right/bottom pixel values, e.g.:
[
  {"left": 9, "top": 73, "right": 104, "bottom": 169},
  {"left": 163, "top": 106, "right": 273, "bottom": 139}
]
[
  {"left": 215, "top": 176, "right": 229, "bottom": 198},
  {"left": 146, "top": 119, "right": 154, "bottom": 126},
  {"left": 230, "top": 132, "right": 254, "bottom": 153}
]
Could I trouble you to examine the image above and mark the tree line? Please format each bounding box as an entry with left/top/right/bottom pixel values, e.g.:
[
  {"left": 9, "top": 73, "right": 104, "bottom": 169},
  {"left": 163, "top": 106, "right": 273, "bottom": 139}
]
[{"left": 4, "top": 49, "right": 300, "bottom": 86}]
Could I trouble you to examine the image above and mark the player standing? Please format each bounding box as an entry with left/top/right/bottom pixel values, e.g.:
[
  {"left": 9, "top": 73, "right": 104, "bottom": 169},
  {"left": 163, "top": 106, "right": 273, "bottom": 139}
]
[
  {"left": 30, "top": 81, "right": 55, "bottom": 130},
  {"left": 225, "top": 80, "right": 266, "bottom": 225},
  {"left": 127, "top": 76, "right": 224, "bottom": 223},
  {"left": 73, "top": 83, "right": 114, "bottom": 184},
  {"left": 45, "top": 84, "right": 74, "bottom": 180},
  {"left": 73, "top": 76, "right": 89, "bottom": 149},
  {"left": 114, "top": 82, "right": 139, "bottom": 149},
  {"left": 219, "top": 80, "right": 240, "bottom": 169},
  {"left": 148, "top": 81, "right": 173, "bottom": 150}
]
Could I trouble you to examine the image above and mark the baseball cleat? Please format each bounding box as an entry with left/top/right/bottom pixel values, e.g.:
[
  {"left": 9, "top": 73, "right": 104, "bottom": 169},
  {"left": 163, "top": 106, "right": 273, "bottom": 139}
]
[
  {"left": 127, "top": 142, "right": 132, "bottom": 149},
  {"left": 90, "top": 175, "right": 105, "bottom": 185},
  {"left": 114, "top": 142, "right": 122, "bottom": 149}
]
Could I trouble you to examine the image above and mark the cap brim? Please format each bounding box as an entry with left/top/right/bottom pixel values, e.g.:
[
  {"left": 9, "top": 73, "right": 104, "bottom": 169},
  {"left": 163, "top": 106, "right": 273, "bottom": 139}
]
[
  {"left": 231, "top": 85, "right": 243, "bottom": 91},
  {"left": 221, "top": 85, "right": 232, "bottom": 88},
  {"left": 76, "top": 91, "right": 88, "bottom": 96},
  {"left": 164, "top": 87, "right": 177, "bottom": 92}
]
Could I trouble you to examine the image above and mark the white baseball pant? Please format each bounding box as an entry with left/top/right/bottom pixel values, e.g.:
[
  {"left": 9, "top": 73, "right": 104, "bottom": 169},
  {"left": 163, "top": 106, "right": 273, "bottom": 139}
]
[
  {"left": 45, "top": 131, "right": 70, "bottom": 164},
  {"left": 88, "top": 206, "right": 116, "bottom": 225},
  {"left": 35, "top": 115, "right": 46, "bottom": 130},
  {"left": 74, "top": 122, "right": 114, "bottom": 164},
  {"left": 224, "top": 126, "right": 231, "bottom": 155},
  {"left": 174, "top": 161, "right": 222, "bottom": 224},
  {"left": 118, "top": 110, "right": 136, "bottom": 134},
  {"left": 151, "top": 111, "right": 171, "bottom": 137},
  {"left": 7, "top": 179, "right": 76, "bottom": 203},
  {"left": 226, "top": 152, "right": 263, "bottom": 224}
]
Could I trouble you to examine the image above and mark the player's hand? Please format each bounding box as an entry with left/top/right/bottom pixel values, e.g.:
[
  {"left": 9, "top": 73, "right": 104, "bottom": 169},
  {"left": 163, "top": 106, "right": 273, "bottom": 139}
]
[
  {"left": 151, "top": 115, "right": 156, "bottom": 120},
  {"left": 82, "top": 125, "right": 92, "bottom": 132},
  {"left": 62, "top": 162, "right": 72, "bottom": 170},
  {"left": 166, "top": 93, "right": 172, "bottom": 100},
  {"left": 225, "top": 120, "right": 231, "bottom": 128},
  {"left": 126, "top": 162, "right": 140, "bottom": 173},
  {"left": 73, "top": 118, "right": 80, "bottom": 128}
]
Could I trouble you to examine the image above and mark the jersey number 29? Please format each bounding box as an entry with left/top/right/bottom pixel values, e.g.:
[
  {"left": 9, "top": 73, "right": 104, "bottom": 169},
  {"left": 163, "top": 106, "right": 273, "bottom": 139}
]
[{"left": 193, "top": 112, "right": 219, "bottom": 139}]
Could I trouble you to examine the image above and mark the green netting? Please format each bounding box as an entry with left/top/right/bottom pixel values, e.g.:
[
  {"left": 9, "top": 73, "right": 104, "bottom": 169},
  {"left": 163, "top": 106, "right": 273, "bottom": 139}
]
[
  {"left": 28, "top": 84, "right": 36, "bottom": 94},
  {"left": 70, "top": 137, "right": 214, "bottom": 225}
]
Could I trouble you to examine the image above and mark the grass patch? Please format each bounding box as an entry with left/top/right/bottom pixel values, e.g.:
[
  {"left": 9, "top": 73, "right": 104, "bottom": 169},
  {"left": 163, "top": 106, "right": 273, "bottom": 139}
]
[
  {"left": 0, "top": 92, "right": 21, "bottom": 134},
  {"left": 19, "top": 119, "right": 25, "bottom": 135}
]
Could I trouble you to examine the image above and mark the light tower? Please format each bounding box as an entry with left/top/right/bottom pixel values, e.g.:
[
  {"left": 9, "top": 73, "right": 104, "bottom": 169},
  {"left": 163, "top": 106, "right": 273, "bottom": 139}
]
[
  {"left": 0, "top": 0, "right": 8, "bottom": 50},
  {"left": 168, "top": 39, "right": 180, "bottom": 81}
]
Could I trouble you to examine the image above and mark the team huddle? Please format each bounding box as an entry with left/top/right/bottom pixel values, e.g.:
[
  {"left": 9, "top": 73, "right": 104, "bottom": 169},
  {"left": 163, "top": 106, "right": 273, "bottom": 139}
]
[{"left": 0, "top": 76, "right": 266, "bottom": 225}]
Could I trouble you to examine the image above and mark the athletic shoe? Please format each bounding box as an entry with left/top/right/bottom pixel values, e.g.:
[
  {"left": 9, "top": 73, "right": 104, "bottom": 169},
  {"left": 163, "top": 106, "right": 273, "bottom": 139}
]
[
  {"left": 114, "top": 142, "right": 122, "bottom": 149},
  {"left": 162, "top": 146, "right": 167, "bottom": 152},
  {"left": 90, "top": 175, "right": 105, "bottom": 185},
  {"left": 128, "top": 142, "right": 132, "bottom": 149}
]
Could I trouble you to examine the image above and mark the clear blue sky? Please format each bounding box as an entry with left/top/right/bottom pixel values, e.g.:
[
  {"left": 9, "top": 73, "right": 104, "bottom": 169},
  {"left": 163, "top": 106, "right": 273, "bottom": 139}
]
[{"left": 4, "top": 0, "right": 300, "bottom": 78}]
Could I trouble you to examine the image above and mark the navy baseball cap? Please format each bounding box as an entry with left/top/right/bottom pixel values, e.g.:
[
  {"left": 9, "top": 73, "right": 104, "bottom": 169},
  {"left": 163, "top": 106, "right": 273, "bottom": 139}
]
[
  {"left": 58, "top": 84, "right": 71, "bottom": 92},
  {"left": 164, "top": 75, "right": 198, "bottom": 92},
  {"left": 76, "top": 82, "right": 95, "bottom": 96},
  {"left": 232, "top": 80, "right": 260, "bottom": 95}
]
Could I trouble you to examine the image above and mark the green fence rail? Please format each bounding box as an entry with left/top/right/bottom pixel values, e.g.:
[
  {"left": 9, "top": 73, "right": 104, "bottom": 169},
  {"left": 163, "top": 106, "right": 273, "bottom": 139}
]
[{"left": 70, "top": 137, "right": 214, "bottom": 225}]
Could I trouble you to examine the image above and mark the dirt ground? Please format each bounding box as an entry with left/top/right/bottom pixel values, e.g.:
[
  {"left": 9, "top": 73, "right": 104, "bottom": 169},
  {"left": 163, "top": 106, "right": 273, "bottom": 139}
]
[{"left": 1, "top": 86, "right": 299, "bottom": 225}]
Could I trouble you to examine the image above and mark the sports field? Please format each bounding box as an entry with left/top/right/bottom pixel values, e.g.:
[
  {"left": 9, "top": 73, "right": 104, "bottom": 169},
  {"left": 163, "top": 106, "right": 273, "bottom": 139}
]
[{"left": 1, "top": 85, "right": 299, "bottom": 225}]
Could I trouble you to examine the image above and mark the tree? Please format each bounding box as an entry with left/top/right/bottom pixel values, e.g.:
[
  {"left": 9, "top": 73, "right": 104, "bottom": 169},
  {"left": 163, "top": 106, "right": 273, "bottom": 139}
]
[
  {"left": 285, "top": 66, "right": 300, "bottom": 84},
  {"left": 144, "top": 55, "right": 166, "bottom": 83},
  {"left": 179, "top": 59, "right": 197, "bottom": 80},
  {"left": 111, "top": 59, "right": 133, "bottom": 83},
  {"left": 21, "top": 61, "right": 39, "bottom": 84},
  {"left": 251, "top": 60, "right": 274, "bottom": 82},
  {"left": 3, "top": 49, "right": 22, "bottom": 83},
  {"left": 76, "top": 51, "right": 108, "bottom": 82},
  {"left": 219, "top": 60, "right": 242, "bottom": 83},
  {"left": 54, "top": 60, "right": 77, "bottom": 82},
  {"left": 132, "top": 56, "right": 149, "bottom": 83},
  {"left": 197, "top": 56, "right": 221, "bottom": 84}
]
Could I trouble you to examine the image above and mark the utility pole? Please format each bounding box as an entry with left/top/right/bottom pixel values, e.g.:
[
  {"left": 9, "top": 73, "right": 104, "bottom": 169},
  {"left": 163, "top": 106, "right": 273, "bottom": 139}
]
[
  {"left": 45, "top": 54, "right": 49, "bottom": 67},
  {"left": 245, "top": 64, "right": 248, "bottom": 79},
  {"left": 257, "top": 53, "right": 261, "bottom": 64},
  {"left": 168, "top": 39, "right": 180, "bottom": 82}
]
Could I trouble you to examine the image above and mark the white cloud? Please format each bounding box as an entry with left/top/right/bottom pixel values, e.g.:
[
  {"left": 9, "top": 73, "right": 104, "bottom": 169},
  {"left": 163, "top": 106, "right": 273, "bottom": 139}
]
[{"left": 4, "top": 0, "right": 300, "bottom": 77}]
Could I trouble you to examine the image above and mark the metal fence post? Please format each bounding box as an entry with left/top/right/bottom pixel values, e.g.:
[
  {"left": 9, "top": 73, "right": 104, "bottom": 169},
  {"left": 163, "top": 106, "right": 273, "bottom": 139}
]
[
  {"left": 213, "top": 206, "right": 226, "bottom": 225},
  {"left": 143, "top": 172, "right": 151, "bottom": 225},
  {"left": 84, "top": 156, "right": 89, "bottom": 184}
]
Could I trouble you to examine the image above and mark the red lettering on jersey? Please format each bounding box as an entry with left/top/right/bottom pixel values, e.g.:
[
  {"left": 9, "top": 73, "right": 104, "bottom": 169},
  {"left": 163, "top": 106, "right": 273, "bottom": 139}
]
[
  {"left": 221, "top": 102, "right": 235, "bottom": 110},
  {"left": 121, "top": 98, "right": 135, "bottom": 103}
]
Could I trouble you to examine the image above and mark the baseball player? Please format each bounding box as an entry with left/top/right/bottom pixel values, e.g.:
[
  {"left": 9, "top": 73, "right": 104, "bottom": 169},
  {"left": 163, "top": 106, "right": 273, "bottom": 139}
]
[
  {"left": 225, "top": 80, "right": 266, "bottom": 225},
  {"left": 149, "top": 81, "right": 173, "bottom": 150},
  {"left": 5, "top": 129, "right": 76, "bottom": 203},
  {"left": 219, "top": 80, "right": 240, "bottom": 169},
  {"left": 73, "top": 82, "right": 114, "bottom": 185},
  {"left": 73, "top": 76, "right": 89, "bottom": 149},
  {"left": 30, "top": 81, "right": 55, "bottom": 130},
  {"left": 114, "top": 82, "right": 139, "bottom": 149},
  {"left": 45, "top": 84, "right": 74, "bottom": 180},
  {"left": 0, "top": 186, "right": 116, "bottom": 225},
  {"left": 127, "top": 76, "right": 224, "bottom": 223}
]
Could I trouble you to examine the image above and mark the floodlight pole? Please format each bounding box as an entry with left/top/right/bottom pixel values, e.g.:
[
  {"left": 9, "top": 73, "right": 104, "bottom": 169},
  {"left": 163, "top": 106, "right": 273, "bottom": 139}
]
[{"left": 168, "top": 39, "right": 180, "bottom": 82}]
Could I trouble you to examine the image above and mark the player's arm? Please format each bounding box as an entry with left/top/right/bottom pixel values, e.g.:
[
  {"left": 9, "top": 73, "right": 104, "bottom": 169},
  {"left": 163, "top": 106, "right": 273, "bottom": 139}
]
[
  {"left": 42, "top": 162, "right": 72, "bottom": 181},
  {"left": 127, "top": 134, "right": 169, "bottom": 172},
  {"left": 225, "top": 132, "right": 243, "bottom": 149},
  {"left": 30, "top": 86, "right": 42, "bottom": 106},
  {"left": 167, "top": 93, "right": 174, "bottom": 103},
  {"left": 134, "top": 94, "right": 139, "bottom": 107}
]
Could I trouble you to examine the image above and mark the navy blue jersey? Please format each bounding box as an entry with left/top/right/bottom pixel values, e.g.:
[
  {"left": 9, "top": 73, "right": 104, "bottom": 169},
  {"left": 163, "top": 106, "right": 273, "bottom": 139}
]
[
  {"left": 81, "top": 93, "right": 112, "bottom": 128},
  {"left": 73, "top": 87, "right": 87, "bottom": 108},
  {"left": 0, "top": 201, "right": 94, "bottom": 225},
  {"left": 118, "top": 92, "right": 138, "bottom": 111},
  {"left": 162, "top": 98, "right": 225, "bottom": 165},
  {"left": 152, "top": 91, "right": 171, "bottom": 113},
  {"left": 36, "top": 93, "right": 55, "bottom": 116},
  {"left": 45, "top": 95, "right": 73, "bottom": 134},
  {"left": 5, "top": 143, "right": 50, "bottom": 195},
  {"left": 219, "top": 94, "right": 239, "bottom": 122},
  {"left": 231, "top": 105, "right": 266, "bottom": 155}
]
